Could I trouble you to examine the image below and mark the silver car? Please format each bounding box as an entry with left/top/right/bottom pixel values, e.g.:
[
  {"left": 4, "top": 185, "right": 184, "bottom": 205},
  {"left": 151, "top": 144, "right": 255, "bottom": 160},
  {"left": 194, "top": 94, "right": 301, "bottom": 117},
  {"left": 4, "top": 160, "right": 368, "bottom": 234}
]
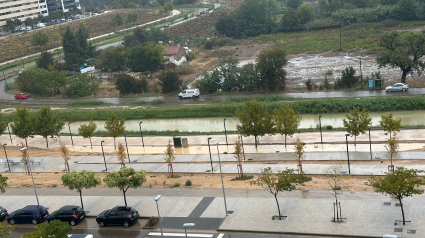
[{"left": 385, "top": 83, "right": 408, "bottom": 92}]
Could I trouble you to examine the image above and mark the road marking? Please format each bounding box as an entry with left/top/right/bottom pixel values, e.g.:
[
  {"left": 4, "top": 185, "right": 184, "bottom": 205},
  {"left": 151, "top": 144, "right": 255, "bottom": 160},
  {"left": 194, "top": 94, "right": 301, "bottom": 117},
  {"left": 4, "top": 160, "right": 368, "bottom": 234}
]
[
  {"left": 148, "top": 232, "right": 214, "bottom": 238},
  {"left": 217, "top": 233, "right": 224, "bottom": 238}
]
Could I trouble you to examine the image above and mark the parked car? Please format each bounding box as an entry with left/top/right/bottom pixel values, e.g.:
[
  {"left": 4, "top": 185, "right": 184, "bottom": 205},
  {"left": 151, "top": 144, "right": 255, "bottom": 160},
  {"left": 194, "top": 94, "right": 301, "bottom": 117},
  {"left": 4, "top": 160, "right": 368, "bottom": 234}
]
[
  {"left": 7, "top": 205, "right": 49, "bottom": 225},
  {"left": 96, "top": 206, "right": 139, "bottom": 228},
  {"left": 47, "top": 205, "right": 85, "bottom": 226},
  {"left": 385, "top": 83, "right": 409, "bottom": 92},
  {"left": 0, "top": 206, "right": 8, "bottom": 220},
  {"left": 14, "top": 93, "right": 28, "bottom": 99}
]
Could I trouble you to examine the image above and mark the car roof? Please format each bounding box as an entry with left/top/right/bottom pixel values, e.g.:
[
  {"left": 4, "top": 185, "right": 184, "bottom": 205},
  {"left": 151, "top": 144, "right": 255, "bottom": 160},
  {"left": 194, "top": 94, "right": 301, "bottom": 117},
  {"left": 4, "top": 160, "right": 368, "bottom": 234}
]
[
  {"left": 59, "top": 205, "right": 80, "bottom": 211},
  {"left": 23, "top": 205, "right": 44, "bottom": 210}
]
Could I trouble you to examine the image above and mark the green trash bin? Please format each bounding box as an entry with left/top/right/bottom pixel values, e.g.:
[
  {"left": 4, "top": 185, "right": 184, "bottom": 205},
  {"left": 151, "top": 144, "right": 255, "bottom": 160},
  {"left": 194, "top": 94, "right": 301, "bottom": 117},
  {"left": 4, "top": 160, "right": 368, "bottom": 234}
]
[{"left": 173, "top": 137, "right": 182, "bottom": 147}]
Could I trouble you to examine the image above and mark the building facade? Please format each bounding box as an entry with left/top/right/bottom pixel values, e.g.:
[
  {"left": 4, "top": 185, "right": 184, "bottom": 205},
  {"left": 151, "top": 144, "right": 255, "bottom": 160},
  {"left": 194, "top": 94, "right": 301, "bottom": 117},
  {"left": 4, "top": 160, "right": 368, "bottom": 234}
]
[{"left": 0, "top": 0, "right": 40, "bottom": 26}]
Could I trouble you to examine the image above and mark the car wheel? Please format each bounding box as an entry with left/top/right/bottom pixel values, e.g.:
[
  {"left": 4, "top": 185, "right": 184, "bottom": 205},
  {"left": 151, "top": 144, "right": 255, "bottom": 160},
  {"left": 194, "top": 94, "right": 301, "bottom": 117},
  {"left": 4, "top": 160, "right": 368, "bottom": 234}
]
[
  {"left": 179, "top": 96, "right": 182, "bottom": 99},
  {"left": 123, "top": 221, "right": 130, "bottom": 228},
  {"left": 32, "top": 219, "right": 38, "bottom": 225},
  {"left": 192, "top": 95, "right": 195, "bottom": 98},
  {"left": 8, "top": 219, "right": 15, "bottom": 225},
  {"left": 402, "top": 88, "right": 406, "bottom": 91},
  {"left": 98, "top": 221, "right": 105, "bottom": 227},
  {"left": 70, "top": 220, "right": 76, "bottom": 226}
]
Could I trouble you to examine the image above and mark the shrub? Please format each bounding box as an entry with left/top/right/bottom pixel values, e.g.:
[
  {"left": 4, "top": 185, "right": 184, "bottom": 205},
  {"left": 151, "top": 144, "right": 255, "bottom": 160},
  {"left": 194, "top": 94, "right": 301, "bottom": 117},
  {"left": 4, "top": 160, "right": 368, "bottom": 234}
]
[
  {"left": 146, "top": 216, "right": 159, "bottom": 227},
  {"left": 175, "top": 63, "right": 195, "bottom": 75},
  {"left": 4, "top": 82, "right": 14, "bottom": 91},
  {"left": 305, "top": 79, "right": 313, "bottom": 91},
  {"left": 231, "top": 175, "right": 254, "bottom": 181},
  {"left": 326, "top": 125, "right": 333, "bottom": 130},
  {"left": 172, "top": 182, "right": 180, "bottom": 187},
  {"left": 185, "top": 179, "right": 192, "bottom": 186}
]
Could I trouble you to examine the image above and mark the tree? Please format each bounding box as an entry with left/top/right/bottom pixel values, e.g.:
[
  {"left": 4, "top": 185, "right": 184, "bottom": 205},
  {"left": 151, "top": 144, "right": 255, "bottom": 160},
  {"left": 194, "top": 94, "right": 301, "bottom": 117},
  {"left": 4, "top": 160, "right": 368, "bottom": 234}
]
[
  {"left": 163, "top": 1, "right": 174, "bottom": 12},
  {"left": 340, "top": 66, "right": 358, "bottom": 88},
  {"left": 386, "top": 132, "right": 399, "bottom": 172},
  {"left": 215, "top": 14, "right": 239, "bottom": 38},
  {"left": 326, "top": 163, "right": 350, "bottom": 222},
  {"left": 238, "top": 63, "right": 260, "bottom": 91},
  {"left": 111, "top": 13, "right": 124, "bottom": 27},
  {"left": 164, "top": 140, "right": 175, "bottom": 177},
  {"left": 31, "top": 31, "right": 49, "bottom": 51},
  {"left": 159, "top": 70, "right": 182, "bottom": 94},
  {"left": 0, "top": 223, "right": 14, "bottom": 238},
  {"left": 59, "top": 141, "right": 71, "bottom": 173},
  {"left": 286, "top": 0, "right": 303, "bottom": 8},
  {"left": 257, "top": 47, "right": 287, "bottom": 92},
  {"left": 117, "top": 141, "right": 127, "bottom": 167},
  {"left": 22, "top": 220, "right": 71, "bottom": 238},
  {"left": 368, "top": 167, "right": 425, "bottom": 225},
  {"left": 97, "top": 47, "right": 126, "bottom": 70},
  {"left": 250, "top": 167, "right": 310, "bottom": 219},
  {"left": 61, "top": 171, "right": 101, "bottom": 210},
  {"left": 198, "top": 70, "right": 221, "bottom": 93},
  {"left": 74, "top": 23, "right": 90, "bottom": 59},
  {"left": 65, "top": 73, "right": 102, "bottom": 98},
  {"left": 103, "top": 167, "right": 147, "bottom": 206},
  {"left": 342, "top": 107, "right": 372, "bottom": 146},
  {"left": 232, "top": 0, "right": 275, "bottom": 37},
  {"left": 5, "top": 19, "right": 15, "bottom": 32},
  {"left": 376, "top": 31, "right": 425, "bottom": 83},
  {"left": 293, "top": 137, "right": 305, "bottom": 173},
  {"left": 19, "top": 141, "right": 30, "bottom": 175},
  {"left": 115, "top": 74, "right": 144, "bottom": 95},
  {"left": 33, "top": 104, "right": 65, "bottom": 148},
  {"left": 380, "top": 113, "right": 401, "bottom": 139},
  {"left": 127, "top": 13, "right": 138, "bottom": 23},
  {"left": 11, "top": 106, "right": 33, "bottom": 147},
  {"left": 62, "top": 26, "right": 78, "bottom": 62},
  {"left": 217, "top": 58, "right": 239, "bottom": 92},
  {"left": 236, "top": 100, "right": 274, "bottom": 148},
  {"left": 273, "top": 104, "right": 301, "bottom": 147},
  {"left": 127, "top": 42, "right": 164, "bottom": 72},
  {"left": 0, "top": 173, "right": 7, "bottom": 193},
  {"left": 78, "top": 120, "right": 97, "bottom": 149},
  {"left": 104, "top": 112, "right": 126, "bottom": 149},
  {"left": 234, "top": 135, "right": 244, "bottom": 177},
  {"left": 36, "top": 51, "right": 54, "bottom": 70}
]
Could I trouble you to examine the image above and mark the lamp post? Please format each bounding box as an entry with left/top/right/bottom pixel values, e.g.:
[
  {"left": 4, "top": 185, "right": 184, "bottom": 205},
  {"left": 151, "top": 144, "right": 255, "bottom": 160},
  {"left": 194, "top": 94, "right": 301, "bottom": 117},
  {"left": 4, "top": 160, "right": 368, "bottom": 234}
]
[
  {"left": 319, "top": 115, "right": 323, "bottom": 144},
  {"left": 207, "top": 137, "right": 213, "bottom": 172},
  {"left": 139, "top": 122, "right": 145, "bottom": 147},
  {"left": 345, "top": 134, "right": 350, "bottom": 174},
  {"left": 124, "top": 133, "right": 130, "bottom": 162},
  {"left": 368, "top": 127, "right": 372, "bottom": 160},
  {"left": 20, "top": 147, "right": 39, "bottom": 206},
  {"left": 183, "top": 223, "right": 195, "bottom": 238},
  {"left": 7, "top": 121, "right": 12, "bottom": 144},
  {"left": 68, "top": 122, "right": 74, "bottom": 146},
  {"left": 3, "top": 144, "right": 10, "bottom": 172},
  {"left": 214, "top": 142, "right": 228, "bottom": 217},
  {"left": 154, "top": 195, "right": 163, "bottom": 238},
  {"left": 223, "top": 119, "right": 228, "bottom": 146},
  {"left": 240, "top": 130, "right": 245, "bottom": 161},
  {"left": 101, "top": 140, "right": 107, "bottom": 171}
]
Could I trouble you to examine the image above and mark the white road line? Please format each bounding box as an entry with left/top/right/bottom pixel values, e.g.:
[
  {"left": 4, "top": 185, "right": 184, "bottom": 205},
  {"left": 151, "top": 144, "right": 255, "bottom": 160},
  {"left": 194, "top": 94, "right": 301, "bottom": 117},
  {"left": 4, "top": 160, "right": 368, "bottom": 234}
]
[
  {"left": 217, "top": 233, "right": 224, "bottom": 238},
  {"left": 148, "top": 232, "right": 214, "bottom": 238}
]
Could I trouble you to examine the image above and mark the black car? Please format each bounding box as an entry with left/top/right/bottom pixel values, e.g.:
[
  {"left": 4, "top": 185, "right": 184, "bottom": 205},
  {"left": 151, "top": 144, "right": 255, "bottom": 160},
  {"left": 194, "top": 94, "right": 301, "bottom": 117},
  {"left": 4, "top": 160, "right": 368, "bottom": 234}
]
[
  {"left": 0, "top": 206, "right": 8, "bottom": 220},
  {"left": 96, "top": 206, "right": 139, "bottom": 228},
  {"left": 48, "top": 205, "right": 85, "bottom": 226},
  {"left": 7, "top": 205, "right": 49, "bottom": 225}
]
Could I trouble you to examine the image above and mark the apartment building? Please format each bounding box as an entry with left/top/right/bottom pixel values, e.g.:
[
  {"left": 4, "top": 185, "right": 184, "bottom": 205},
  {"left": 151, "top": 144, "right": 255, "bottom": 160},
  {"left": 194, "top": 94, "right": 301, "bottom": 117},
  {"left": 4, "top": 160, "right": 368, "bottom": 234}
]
[
  {"left": 0, "top": 0, "right": 41, "bottom": 26},
  {"left": 47, "top": 0, "right": 80, "bottom": 13}
]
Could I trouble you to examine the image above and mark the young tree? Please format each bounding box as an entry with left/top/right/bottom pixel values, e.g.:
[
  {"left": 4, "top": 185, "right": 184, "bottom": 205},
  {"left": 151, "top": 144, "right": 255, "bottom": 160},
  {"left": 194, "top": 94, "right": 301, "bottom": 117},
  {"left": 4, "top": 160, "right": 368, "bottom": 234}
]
[
  {"left": 342, "top": 107, "right": 372, "bottom": 146},
  {"left": 0, "top": 223, "right": 15, "bottom": 238},
  {"left": 61, "top": 170, "right": 101, "bottom": 210},
  {"left": 368, "top": 167, "right": 425, "bottom": 225},
  {"left": 33, "top": 104, "right": 65, "bottom": 148},
  {"left": 273, "top": 104, "right": 301, "bottom": 147},
  {"left": 163, "top": 1, "right": 174, "bottom": 12},
  {"left": 11, "top": 106, "right": 33, "bottom": 147},
  {"left": 36, "top": 51, "right": 54, "bottom": 70},
  {"left": 31, "top": 31, "right": 49, "bottom": 51},
  {"left": 164, "top": 140, "right": 175, "bottom": 177},
  {"left": 127, "top": 13, "right": 138, "bottom": 23},
  {"left": 19, "top": 141, "right": 30, "bottom": 175},
  {"left": 325, "top": 163, "right": 351, "bottom": 222},
  {"left": 256, "top": 47, "right": 287, "bottom": 92},
  {"left": 103, "top": 167, "right": 147, "bottom": 206},
  {"left": 340, "top": 66, "right": 358, "bottom": 88},
  {"left": 111, "top": 13, "right": 124, "bottom": 27},
  {"left": 386, "top": 132, "right": 399, "bottom": 172},
  {"left": 236, "top": 100, "right": 274, "bottom": 148},
  {"left": 22, "top": 220, "right": 71, "bottom": 238},
  {"left": 159, "top": 70, "right": 182, "bottom": 94},
  {"left": 250, "top": 167, "right": 310, "bottom": 219},
  {"left": 293, "top": 137, "right": 305, "bottom": 173},
  {"left": 59, "top": 141, "right": 71, "bottom": 172},
  {"left": 104, "top": 112, "right": 126, "bottom": 149},
  {"left": 117, "top": 141, "right": 126, "bottom": 167},
  {"left": 234, "top": 136, "right": 244, "bottom": 177},
  {"left": 78, "top": 120, "right": 97, "bottom": 149},
  {"left": 0, "top": 173, "right": 8, "bottom": 193},
  {"left": 380, "top": 113, "right": 401, "bottom": 139}
]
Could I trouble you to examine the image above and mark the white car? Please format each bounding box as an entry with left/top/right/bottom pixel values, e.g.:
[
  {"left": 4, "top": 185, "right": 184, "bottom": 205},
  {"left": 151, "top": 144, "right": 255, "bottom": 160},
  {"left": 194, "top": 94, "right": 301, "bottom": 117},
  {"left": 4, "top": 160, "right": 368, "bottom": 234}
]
[
  {"left": 385, "top": 83, "right": 408, "bottom": 92},
  {"left": 179, "top": 89, "right": 200, "bottom": 99}
]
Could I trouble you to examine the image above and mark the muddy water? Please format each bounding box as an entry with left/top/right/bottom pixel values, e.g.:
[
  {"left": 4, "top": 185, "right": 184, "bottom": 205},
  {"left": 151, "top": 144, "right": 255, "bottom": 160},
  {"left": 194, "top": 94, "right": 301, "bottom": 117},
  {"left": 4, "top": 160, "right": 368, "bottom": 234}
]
[{"left": 64, "top": 110, "right": 425, "bottom": 133}]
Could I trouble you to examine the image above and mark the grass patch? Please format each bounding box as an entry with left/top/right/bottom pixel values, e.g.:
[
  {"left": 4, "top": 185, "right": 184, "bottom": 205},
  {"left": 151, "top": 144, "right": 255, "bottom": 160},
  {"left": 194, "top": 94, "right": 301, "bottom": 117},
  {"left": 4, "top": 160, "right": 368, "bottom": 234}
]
[
  {"left": 231, "top": 175, "right": 254, "bottom": 181},
  {"left": 66, "top": 100, "right": 111, "bottom": 107},
  {"left": 170, "top": 174, "right": 181, "bottom": 178},
  {"left": 130, "top": 99, "right": 166, "bottom": 105}
]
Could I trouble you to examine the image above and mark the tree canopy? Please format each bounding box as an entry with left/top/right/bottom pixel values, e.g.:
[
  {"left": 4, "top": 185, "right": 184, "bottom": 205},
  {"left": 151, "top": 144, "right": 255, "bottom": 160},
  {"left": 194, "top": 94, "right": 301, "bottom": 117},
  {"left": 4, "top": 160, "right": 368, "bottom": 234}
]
[
  {"left": 380, "top": 113, "right": 401, "bottom": 138},
  {"left": 0, "top": 174, "right": 7, "bottom": 194},
  {"left": 273, "top": 104, "right": 301, "bottom": 147},
  {"left": 78, "top": 120, "right": 97, "bottom": 149},
  {"left": 159, "top": 70, "right": 182, "bottom": 94},
  {"left": 104, "top": 112, "right": 126, "bottom": 149},
  {"left": 31, "top": 31, "right": 49, "bottom": 51},
  {"left": 11, "top": 106, "right": 34, "bottom": 146},
  {"left": 61, "top": 170, "right": 101, "bottom": 209},
  {"left": 257, "top": 47, "right": 287, "bottom": 92},
  {"left": 342, "top": 107, "right": 372, "bottom": 145},
  {"left": 33, "top": 104, "right": 65, "bottom": 148},
  {"left": 22, "top": 220, "right": 71, "bottom": 238}
]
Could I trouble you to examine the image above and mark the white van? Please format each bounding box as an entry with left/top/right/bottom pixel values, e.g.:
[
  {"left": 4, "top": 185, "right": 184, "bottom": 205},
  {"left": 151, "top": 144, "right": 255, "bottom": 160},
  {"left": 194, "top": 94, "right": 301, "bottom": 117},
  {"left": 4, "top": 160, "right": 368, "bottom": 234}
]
[{"left": 179, "top": 89, "right": 200, "bottom": 99}]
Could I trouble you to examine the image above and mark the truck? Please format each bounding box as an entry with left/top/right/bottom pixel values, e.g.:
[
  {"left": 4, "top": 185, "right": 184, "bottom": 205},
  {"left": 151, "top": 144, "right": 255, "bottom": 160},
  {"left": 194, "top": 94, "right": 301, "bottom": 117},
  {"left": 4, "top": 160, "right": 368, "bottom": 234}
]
[{"left": 179, "top": 89, "right": 200, "bottom": 99}]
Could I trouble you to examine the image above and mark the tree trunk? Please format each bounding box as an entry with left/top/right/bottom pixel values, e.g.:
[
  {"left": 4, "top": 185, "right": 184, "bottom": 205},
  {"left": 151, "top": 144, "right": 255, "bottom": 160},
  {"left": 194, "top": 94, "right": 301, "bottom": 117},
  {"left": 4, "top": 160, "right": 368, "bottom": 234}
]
[
  {"left": 401, "top": 68, "right": 410, "bottom": 84},
  {"left": 45, "top": 137, "right": 49, "bottom": 148},
  {"left": 254, "top": 136, "right": 258, "bottom": 149},
  {"left": 354, "top": 136, "right": 356, "bottom": 146},
  {"left": 284, "top": 134, "right": 287, "bottom": 148},
  {"left": 399, "top": 198, "right": 405, "bottom": 225},
  {"left": 240, "top": 164, "right": 243, "bottom": 177},
  {"left": 25, "top": 138, "right": 28, "bottom": 147},
  {"left": 274, "top": 194, "right": 282, "bottom": 219},
  {"left": 114, "top": 137, "right": 116, "bottom": 149},
  {"left": 89, "top": 137, "right": 92, "bottom": 149},
  {"left": 123, "top": 189, "right": 127, "bottom": 207},
  {"left": 65, "top": 161, "right": 70, "bottom": 172},
  {"left": 79, "top": 190, "right": 84, "bottom": 210}
]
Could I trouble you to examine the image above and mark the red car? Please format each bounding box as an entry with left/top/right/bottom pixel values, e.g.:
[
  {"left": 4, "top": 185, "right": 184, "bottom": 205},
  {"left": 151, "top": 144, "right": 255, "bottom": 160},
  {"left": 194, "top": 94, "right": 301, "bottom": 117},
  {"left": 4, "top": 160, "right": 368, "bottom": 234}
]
[{"left": 14, "top": 93, "right": 28, "bottom": 99}]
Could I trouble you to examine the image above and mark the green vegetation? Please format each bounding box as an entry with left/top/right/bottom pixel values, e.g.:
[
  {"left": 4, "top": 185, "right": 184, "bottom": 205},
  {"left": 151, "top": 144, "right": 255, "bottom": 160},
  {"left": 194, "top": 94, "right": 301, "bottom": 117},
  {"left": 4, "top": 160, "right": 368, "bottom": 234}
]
[
  {"left": 231, "top": 175, "right": 254, "bottom": 181},
  {"left": 66, "top": 101, "right": 111, "bottom": 107},
  {"left": 185, "top": 179, "right": 192, "bottom": 186}
]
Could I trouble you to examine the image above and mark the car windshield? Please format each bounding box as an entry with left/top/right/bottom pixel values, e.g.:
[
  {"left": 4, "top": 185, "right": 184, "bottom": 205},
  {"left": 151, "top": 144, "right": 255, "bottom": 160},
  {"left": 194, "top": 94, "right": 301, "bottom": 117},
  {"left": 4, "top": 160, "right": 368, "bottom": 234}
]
[
  {"left": 38, "top": 207, "right": 46, "bottom": 214},
  {"left": 73, "top": 207, "right": 82, "bottom": 214}
]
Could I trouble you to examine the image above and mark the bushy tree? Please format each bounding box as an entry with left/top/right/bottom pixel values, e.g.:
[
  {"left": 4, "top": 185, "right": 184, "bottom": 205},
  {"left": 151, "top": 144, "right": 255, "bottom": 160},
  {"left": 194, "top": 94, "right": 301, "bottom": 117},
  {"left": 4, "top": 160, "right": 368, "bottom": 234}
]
[
  {"left": 127, "top": 42, "right": 164, "bottom": 72},
  {"left": 163, "top": 1, "right": 174, "bottom": 12},
  {"left": 0, "top": 173, "right": 7, "bottom": 194},
  {"left": 0, "top": 113, "right": 7, "bottom": 137},
  {"left": 11, "top": 106, "right": 33, "bottom": 146},
  {"left": 215, "top": 15, "right": 240, "bottom": 38},
  {"left": 233, "top": 0, "right": 275, "bottom": 38},
  {"left": 159, "top": 70, "right": 182, "bottom": 94},
  {"left": 115, "top": 74, "right": 144, "bottom": 95},
  {"left": 293, "top": 137, "right": 305, "bottom": 173},
  {"left": 78, "top": 120, "right": 97, "bottom": 149},
  {"left": 342, "top": 107, "right": 372, "bottom": 145},
  {"left": 111, "top": 13, "right": 124, "bottom": 26},
  {"left": 65, "top": 73, "right": 102, "bottom": 98},
  {"left": 238, "top": 63, "right": 260, "bottom": 91},
  {"left": 36, "top": 51, "right": 54, "bottom": 70},
  {"left": 127, "top": 13, "right": 138, "bottom": 23},
  {"left": 380, "top": 113, "right": 401, "bottom": 139},
  {"left": 0, "top": 222, "right": 14, "bottom": 238},
  {"left": 257, "top": 47, "right": 287, "bottom": 92},
  {"left": 339, "top": 66, "right": 358, "bottom": 88},
  {"left": 273, "top": 104, "right": 301, "bottom": 147},
  {"left": 286, "top": 0, "right": 303, "bottom": 9},
  {"left": 197, "top": 70, "right": 221, "bottom": 93},
  {"left": 62, "top": 171, "right": 101, "bottom": 209},
  {"left": 104, "top": 112, "right": 126, "bottom": 149},
  {"left": 22, "top": 220, "right": 71, "bottom": 238},
  {"left": 97, "top": 47, "right": 126, "bottom": 70},
  {"left": 217, "top": 57, "right": 239, "bottom": 92},
  {"left": 31, "top": 31, "right": 49, "bottom": 51},
  {"left": 33, "top": 104, "right": 65, "bottom": 148}
]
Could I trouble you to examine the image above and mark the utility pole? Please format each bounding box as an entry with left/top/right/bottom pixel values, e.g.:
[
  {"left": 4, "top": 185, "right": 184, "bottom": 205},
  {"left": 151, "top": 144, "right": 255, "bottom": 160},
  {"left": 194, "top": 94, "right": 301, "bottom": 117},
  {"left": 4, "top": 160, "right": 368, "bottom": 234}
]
[{"left": 359, "top": 58, "right": 363, "bottom": 90}]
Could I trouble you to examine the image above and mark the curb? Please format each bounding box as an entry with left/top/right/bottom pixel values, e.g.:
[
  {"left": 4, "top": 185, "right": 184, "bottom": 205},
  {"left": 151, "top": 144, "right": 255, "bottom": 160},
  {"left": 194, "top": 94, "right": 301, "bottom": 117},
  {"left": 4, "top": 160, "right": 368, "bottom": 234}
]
[{"left": 217, "top": 229, "right": 384, "bottom": 238}]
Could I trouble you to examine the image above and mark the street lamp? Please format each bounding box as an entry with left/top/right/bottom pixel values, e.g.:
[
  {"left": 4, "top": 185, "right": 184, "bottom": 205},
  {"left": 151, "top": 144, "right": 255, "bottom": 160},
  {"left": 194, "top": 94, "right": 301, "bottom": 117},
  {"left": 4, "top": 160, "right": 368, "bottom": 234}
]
[
  {"left": 154, "top": 195, "right": 163, "bottom": 238},
  {"left": 345, "top": 134, "right": 350, "bottom": 174},
  {"left": 6, "top": 121, "right": 12, "bottom": 145},
  {"left": 223, "top": 119, "right": 228, "bottom": 146},
  {"left": 319, "top": 115, "right": 323, "bottom": 144},
  {"left": 124, "top": 133, "right": 130, "bottom": 162},
  {"left": 68, "top": 122, "right": 74, "bottom": 146},
  {"left": 207, "top": 137, "right": 213, "bottom": 172},
  {"left": 368, "top": 127, "right": 372, "bottom": 160},
  {"left": 101, "top": 140, "right": 107, "bottom": 171},
  {"left": 214, "top": 141, "right": 228, "bottom": 217},
  {"left": 3, "top": 144, "right": 10, "bottom": 172},
  {"left": 240, "top": 130, "right": 245, "bottom": 161},
  {"left": 139, "top": 122, "right": 145, "bottom": 147},
  {"left": 183, "top": 223, "right": 195, "bottom": 238},
  {"left": 20, "top": 147, "right": 39, "bottom": 206}
]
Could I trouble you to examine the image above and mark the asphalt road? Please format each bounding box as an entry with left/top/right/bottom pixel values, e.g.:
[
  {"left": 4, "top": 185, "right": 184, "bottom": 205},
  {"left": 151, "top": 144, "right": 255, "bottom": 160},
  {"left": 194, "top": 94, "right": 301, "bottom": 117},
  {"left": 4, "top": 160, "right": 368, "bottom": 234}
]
[{"left": 2, "top": 75, "right": 425, "bottom": 104}]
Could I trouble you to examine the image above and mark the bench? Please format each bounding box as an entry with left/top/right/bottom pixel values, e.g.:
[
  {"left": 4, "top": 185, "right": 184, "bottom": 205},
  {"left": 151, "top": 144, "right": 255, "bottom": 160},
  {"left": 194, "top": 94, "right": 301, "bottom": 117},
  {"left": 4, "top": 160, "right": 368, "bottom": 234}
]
[{"left": 29, "top": 158, "right": 43, "bottom": 165}]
